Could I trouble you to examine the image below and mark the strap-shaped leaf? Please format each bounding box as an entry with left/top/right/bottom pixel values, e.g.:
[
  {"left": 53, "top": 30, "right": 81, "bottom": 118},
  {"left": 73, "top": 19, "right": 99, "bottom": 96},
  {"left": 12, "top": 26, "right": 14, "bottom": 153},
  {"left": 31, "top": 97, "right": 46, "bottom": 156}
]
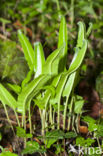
[
  {"left": 0, "top": 83, "right": 17, "bottom": 109},
  {"left": 60, "top": 40, "right": 87, "bottom": 99},
  {"left": 55, "top": 40, "right": 87, "bottom": 103},
  {"left": 63, "top": 72, "right": 76, "bottom": 97},
  {"left": 63, "top": 22, "right": 87, "bottom": 97},
  {"left": 51, "top": 39, "right": 87, "bottom": 128},
  {"left": 62, "top": 22, "right": 87, "bottom": 129},
  {"left": 18, "top": 30, "right": 35, "bottom": 70},
  {"left": 68, "top": 39, "right": 87, "bottom": 74},
  {"left": 34, "top": 42, "right": 45, "bottom": 77},
  {"left": 43, "top": 45, "right": 65, "bottom": 75},
  {"left": 17, "top": 74, "right": 51, "bottom": 113},
  {"left": 58, "top": 16, "right": 67, "bottom": 71}
]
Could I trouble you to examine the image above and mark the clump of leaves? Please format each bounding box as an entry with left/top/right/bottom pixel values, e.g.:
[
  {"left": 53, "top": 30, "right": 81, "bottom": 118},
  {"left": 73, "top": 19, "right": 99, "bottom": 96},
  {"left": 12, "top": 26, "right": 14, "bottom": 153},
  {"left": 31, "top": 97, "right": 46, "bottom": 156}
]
[{"left": 0, "top": 16, "right": 92, "bottom": 155}]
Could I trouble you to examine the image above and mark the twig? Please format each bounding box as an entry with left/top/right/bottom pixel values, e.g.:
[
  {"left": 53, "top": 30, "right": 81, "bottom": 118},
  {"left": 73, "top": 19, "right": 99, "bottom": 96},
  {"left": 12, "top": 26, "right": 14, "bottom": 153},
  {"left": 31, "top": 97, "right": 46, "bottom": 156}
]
[{"left": 0, "top": 117, "right": 17, "bottom": 125}]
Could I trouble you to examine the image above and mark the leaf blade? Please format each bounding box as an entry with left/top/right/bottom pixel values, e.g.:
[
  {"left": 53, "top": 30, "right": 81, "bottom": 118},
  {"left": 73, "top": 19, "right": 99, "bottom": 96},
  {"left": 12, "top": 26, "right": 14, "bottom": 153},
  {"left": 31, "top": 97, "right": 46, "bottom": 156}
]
[{"left": 18, "top": 30, "right": 35, "bottom": 70}]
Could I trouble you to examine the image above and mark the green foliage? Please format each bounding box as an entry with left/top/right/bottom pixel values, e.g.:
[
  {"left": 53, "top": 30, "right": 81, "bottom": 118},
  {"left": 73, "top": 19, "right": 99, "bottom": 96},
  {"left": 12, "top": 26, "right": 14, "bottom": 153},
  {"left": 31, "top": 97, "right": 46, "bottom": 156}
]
[
  {"left": 17, "top": 74, "right": 51, "bottom": 113},
  {"left": 0, "top": 83, "right": 17, "bottom": 110},
  {"left": 45, "top": 130, "right": 64, "bottom": 148},
  {"left": 42, "top": 45, "right": 65, "bottom": 75},
  {"left": 6, "top": 83, "right": 21, "bottom": 94},
  {"left": 22, "top": 141, "right": 45, "bottom": 154},
  {"left": 74, "top": 95, "right": 85, "bottom": 114},
  {"left": 76, "top": 136, "right": 95, "bottom": 147},
  {"left": 82, "top": 116, "right": 103, "bottom": 138},
  {"left": 45, "top": 130, "right": 77, "bottom": 148},
  {"left": 0, "top": 15, "right": 92, "bottom": 155},
  {"left": 82, "top": 116, "right": 98, "bottom": 132},
  {"left": 0, "top": 17, "right": 90, "bottom": 131},
  {"left": 58, "top": 16, "right": 67, "bottom": 71},
  {"left": 34, "top": 42, "right": 45, "bottom": 77},
  {"left": 16, "top": 127, "right": 32, "bottom": 138},
  {"left": 18, "top": 30, "right": 35, "bottom": 71},
  {"left": 0, "top": 0, "right": 103, "bottom": 155}
]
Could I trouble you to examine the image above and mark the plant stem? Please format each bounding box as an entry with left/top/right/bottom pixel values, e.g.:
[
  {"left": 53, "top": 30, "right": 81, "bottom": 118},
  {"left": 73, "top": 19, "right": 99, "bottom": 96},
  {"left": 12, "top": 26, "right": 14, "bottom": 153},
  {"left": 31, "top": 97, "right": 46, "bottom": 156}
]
[
  {"left": 57, "top": 99, "right": 61, "bottom": 129},
  {"left": 52, "top": 109, "right": 55, "bottom": 130},
  {"left": 28, "top": 102, "right": 32, "bottom": 134},
  {"left": 42, "top": 110, "right": 45, "bottom": 136},
  {"left": 63, "top": 97, "right": 69, "bottom": 130},
  {"left": 14, "top": 110, "right": 20, "bottom": 127},
  {"left": 49, "top": 103, "right": 53, "bottom": 126},
  {"left": 67, "top": 96, "right": 74, "bottom": 131},
  {"left": 76, "top": 114, "right": 79, "bottom": 133},
  {"left": 3, "top": 104, "right": 14, "bottom": 133}
]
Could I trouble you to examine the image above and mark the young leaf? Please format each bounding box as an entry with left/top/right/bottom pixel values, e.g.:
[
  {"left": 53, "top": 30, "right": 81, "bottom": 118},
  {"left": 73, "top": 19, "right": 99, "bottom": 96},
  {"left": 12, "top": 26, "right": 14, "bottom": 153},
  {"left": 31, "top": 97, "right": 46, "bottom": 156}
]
[
  {"left": 18, "top": 30, "right": 35, "bottom": 70},
  {"left": 34, "top": 42, "right": 45, "bottom": 77},
  {"left": 58, "top": 16, "right": 67, "bottom": 71},
  {"left": 0, "top": 83, "right": 17, "bottom": 110}
]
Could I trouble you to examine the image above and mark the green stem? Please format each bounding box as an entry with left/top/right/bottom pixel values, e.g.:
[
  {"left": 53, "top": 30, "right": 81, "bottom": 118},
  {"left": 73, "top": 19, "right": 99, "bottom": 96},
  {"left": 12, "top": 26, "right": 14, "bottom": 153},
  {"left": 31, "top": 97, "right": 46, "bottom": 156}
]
[
  {"left": 49, "top": 103, "right": 53, "bottom": 126},
  {"left": 42, "top": 110, "right": 45, "bottom": 136},
  {"left": 14, "top": 110, "right": 20, "bottom": 127},
  {"left": 52, "top": 109, "right": 55, "bottom": 130},
  {"left": 67, "top": 96, "right": 74, "bottom": 131},
  {"left": 3, "top": 104, "right": 14, "bottom": 133},
  {"left": 76, "top": 114, "right": 79, "bottom": 133},
  {"left": 57, "top": 100, "right": 61, "bottom": 129},
  {"left": 41, "top": 93, "right": 51, "bottom": 134},
  {"left": 22, "top": 111, "right": 27, "bottom": 148},
  {"left": 28, "top": 102, "right": 32, "bottom": 134},
  {"left": 63, "top": 97, "right": 69, "bottom": 130}
]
